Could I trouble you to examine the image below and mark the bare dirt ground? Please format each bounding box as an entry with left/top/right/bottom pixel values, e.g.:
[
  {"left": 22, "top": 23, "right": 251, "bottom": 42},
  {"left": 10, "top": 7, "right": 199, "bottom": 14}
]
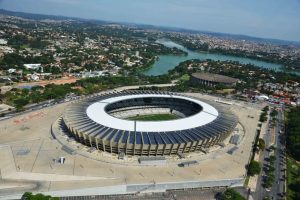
[{"left": 14, "top": 77, "right": 79, "bottom": 87}]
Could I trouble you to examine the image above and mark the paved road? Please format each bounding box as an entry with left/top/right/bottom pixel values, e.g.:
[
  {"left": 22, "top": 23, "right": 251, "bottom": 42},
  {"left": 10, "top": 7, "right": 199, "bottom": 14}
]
[
  {"left": 253, "top": 107, "right": 286, "bottom": 200},
  {"left": 269, "top": 109, "right": 286, "bottom": 199},
  {"left": 253, "top": 126, "right": 270, "bottom": 200}
]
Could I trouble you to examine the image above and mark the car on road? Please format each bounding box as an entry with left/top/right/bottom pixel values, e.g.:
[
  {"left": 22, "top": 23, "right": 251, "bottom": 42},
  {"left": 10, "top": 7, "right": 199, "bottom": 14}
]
[{"left": 277, "top": 192, "right": 285, "bottom": 198}]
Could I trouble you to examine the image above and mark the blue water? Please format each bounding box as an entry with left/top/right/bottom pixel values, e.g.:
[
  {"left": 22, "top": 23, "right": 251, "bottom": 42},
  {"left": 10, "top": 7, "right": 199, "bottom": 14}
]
[
  {"left": 143, "top": 40, "right": 297, "bottom": 76},
  {"left": 17, "top": 85, "right": 38, "bottom": 89}
]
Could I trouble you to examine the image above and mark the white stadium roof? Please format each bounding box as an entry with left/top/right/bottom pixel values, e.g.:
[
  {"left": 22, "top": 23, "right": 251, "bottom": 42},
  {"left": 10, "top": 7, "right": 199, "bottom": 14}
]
[{"left": 86, "top": 94, "right": 219, "bottom": 132}]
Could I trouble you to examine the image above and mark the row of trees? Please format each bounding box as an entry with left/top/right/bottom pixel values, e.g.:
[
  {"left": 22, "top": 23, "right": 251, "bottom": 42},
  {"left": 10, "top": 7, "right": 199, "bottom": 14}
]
[
  {"left": 259, "top": 106, "right": 269, "bottom": 122},
  {"left": 21, "top": 189, "right": 246, "bottom": 200},
  {"left": 21, "top": 192, "right": 58, "bottom": 200},
  {"left": 247, "top": 127, "right": 263, "bottom": 178},
  {"left": 264, "top": 154, "right": 276, "bottom": 188}
]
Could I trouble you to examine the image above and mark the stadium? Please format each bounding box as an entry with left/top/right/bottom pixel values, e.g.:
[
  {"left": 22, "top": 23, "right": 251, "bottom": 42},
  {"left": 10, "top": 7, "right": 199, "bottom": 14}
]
[
  {"left": 191, "top": 72, "right": 239, "bottom": 87},
  {"left": 62, "top": 91, "right": 238, "bottom": 156}
]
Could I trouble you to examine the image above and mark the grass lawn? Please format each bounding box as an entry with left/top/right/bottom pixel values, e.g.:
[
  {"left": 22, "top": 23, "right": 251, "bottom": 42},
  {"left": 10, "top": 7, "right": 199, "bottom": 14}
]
[
  {"left": 244, "top": 176, "right": 250, "bottom": 187},
  {"left": 20, "top": 44, "right": 30, "bottom": 49},
  {"left": 128, "top": 114, "right": 179, "bottom": 121},
  {"left": 287, "top": 156, "right": 300, "bottom": 200},
  {"left": 180, "top": 74, "right": 190, "bottom": 81}
]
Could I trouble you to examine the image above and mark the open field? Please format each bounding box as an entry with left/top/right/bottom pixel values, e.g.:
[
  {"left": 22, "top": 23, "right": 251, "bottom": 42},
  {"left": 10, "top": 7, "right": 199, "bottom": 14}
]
[{"left": 127, "top": 113, "right": 179, "bottom": 121}]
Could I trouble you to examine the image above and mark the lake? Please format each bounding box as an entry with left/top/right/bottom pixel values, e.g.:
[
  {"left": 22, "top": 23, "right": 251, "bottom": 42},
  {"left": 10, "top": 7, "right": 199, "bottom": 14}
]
[{"left": 143, "top": 40, "right": 294, "bottom": 76}]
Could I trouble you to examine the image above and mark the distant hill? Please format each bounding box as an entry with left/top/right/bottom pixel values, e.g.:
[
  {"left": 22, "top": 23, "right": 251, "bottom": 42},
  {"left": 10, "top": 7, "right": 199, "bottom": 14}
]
[
  {"left": 0, "top": 9, "right": 109, "bottom": 24},
  {"left": 1, "top": 9, "right": 299, "bottom": 47}
]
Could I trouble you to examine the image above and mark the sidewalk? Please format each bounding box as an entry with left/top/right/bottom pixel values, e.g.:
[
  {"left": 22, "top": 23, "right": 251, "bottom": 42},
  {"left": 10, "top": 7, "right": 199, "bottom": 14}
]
[{"left": 247, "top": 117, "right": 269, "bottom": 192}]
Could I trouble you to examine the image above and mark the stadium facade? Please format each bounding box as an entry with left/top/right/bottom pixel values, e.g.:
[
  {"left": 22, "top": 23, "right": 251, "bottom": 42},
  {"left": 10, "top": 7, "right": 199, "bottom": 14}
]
[
  {"left": 191, "top": 72, "right": 238, "bottom": 87},
  {"left": 62, "top": 91, "right": 238, "bottom": 156}
]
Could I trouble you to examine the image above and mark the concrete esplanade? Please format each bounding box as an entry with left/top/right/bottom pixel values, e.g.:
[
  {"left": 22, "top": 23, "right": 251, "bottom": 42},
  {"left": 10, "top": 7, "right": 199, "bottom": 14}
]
[{"left": 62, "top": 91, "right": 238, "bottom": 156}]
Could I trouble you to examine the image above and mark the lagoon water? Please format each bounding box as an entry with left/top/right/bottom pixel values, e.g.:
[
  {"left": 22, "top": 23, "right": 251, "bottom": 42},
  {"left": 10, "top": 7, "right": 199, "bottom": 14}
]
[{"left": 143, "top": 40, "right": 285, "bottom": 76}]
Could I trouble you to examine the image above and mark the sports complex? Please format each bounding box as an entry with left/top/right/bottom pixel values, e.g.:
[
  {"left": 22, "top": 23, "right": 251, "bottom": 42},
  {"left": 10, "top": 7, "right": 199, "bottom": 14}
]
[
  {"left": 62, "top": 91, "right": 238, "bottom": 156},
  {"left": 0, "top": 88, "right": 262, "bottom": 199}
]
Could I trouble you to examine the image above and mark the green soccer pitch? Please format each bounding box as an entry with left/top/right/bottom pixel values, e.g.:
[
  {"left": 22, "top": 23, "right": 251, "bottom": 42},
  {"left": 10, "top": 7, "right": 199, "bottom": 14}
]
[{"left": 127, "top": 114, "right": 179, "bottom": 121}]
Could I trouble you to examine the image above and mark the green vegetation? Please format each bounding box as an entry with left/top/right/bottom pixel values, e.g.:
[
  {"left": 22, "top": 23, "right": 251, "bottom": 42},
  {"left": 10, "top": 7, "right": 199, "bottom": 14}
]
[
  {"left": 287, "top": 156, "right": 300, "bottom": 200},
  {"left": 263, "top": 147, "right": 276, "bottom": 188},
  {"left": 258, "top": 138, "right": 266, "bottom": 150},
  {"left": 248, "top": 160, "right": 261, "bottom": 176},
  {"left": 168, "top": 59, "right": 300, "bottom": 94},
  {"left": 259, "top": 108, "right": 268, "bottom": 122},
  {"left": 270, "top": 109, "right": 278, "bottom": 118},
  {"left": 246, "top": 128, "right": 262, "bottom": 183},
  {"left": 244, "top": 175, "right": 250, "bottom": 187},
  {"left": 220, "top": 188, "right": 246, "bottom": 200},
  {"left": 259, "top": 107, "right": 269, "bottom": 123},
  {"left": 263, "top": 197, "right": 271, "bottom": 200},
  {"left": 180, "top": 74, "right": 190, "bottom": 81},
  {"left": 286, "top": 109, "right": 300, "bottom": 200},
  {"left": 167, "top": 36, "right": 300, "bottom": 70},
  {"left": 269, "top": 145, "right": 276, "bottom": 151},
  {"left": 286, "top": 106, "right": 300, "bottom": 161},
  {"left": 4, "top": 84, "right": 78, "bottom": 110},
  {"left": 1, "top": 75, "right": 172, "bottom": 110},
  {"left": 21, "top": 192, "right": 59, "bottom": 200},
  {"left": 262, "top": 106, "right": 269, "bottom": 112},
  {"left": 127, "top": 114, "right": 179, "bottom": 121},
  {"left": 269, "top": 155, "right": 276, "bottom": 163},
  {"left": 0, "top": 53, "right": 54, "bottom": 68},
  {"left": 8, "top": 35, "right": 49, "bottom": 50},
  {"left": 264, "top": 164, "right": 275, "bottom": 188}
]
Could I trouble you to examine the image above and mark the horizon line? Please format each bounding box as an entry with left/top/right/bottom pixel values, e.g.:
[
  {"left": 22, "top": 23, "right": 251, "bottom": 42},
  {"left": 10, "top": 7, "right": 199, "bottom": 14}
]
[{"left": 1, "top": 8, "right": 300, "bottom": 45}]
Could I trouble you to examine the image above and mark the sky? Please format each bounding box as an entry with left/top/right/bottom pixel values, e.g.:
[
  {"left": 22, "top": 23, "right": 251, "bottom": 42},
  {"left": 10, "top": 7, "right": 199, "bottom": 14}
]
[{"left": 0, "top": 0, "right": 300, "bottom": 42}]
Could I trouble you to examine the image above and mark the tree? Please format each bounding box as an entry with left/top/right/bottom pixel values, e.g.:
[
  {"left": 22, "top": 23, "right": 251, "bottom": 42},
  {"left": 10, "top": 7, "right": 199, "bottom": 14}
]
[
  {"left": 220, "top": 188, "right": 246, "bottom": 200},
  {"left": 14, "top": 97, "right": 29, "bottom": 109},
  {"left": 269, "top": 155, "right": 276, "bottom": 163},
  {"left": 269, "top": 145, "right": 276, "bottom": 151},
  {"left": 263, "top": 197, "right": 271, "bottom": 200},
  {"left": 258, "top": 138, "right": 266, "bottom": 150},
  {"left": 262, "top": 106, "right": 269, "bottom": 112},
  {"left": 286, "top": 106, "right": 300, "bottom": 161},
  {"left": 270, "top": 109, "right": 278, "bottom": 118},
  {"left": 21, "top": 192, "right": 59, "bottom": 200},
  {"left": 259, "top": 111, "right": 268, "bottom": 122},
  {"left": 289, "top": 180, "right": 300, "bottom": 200},
  {"left": 248, "top": 160, "right": 261, "bottom": 176},
  {"left": 264, "top": 174, "right": 275, "bottom": 188}
]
